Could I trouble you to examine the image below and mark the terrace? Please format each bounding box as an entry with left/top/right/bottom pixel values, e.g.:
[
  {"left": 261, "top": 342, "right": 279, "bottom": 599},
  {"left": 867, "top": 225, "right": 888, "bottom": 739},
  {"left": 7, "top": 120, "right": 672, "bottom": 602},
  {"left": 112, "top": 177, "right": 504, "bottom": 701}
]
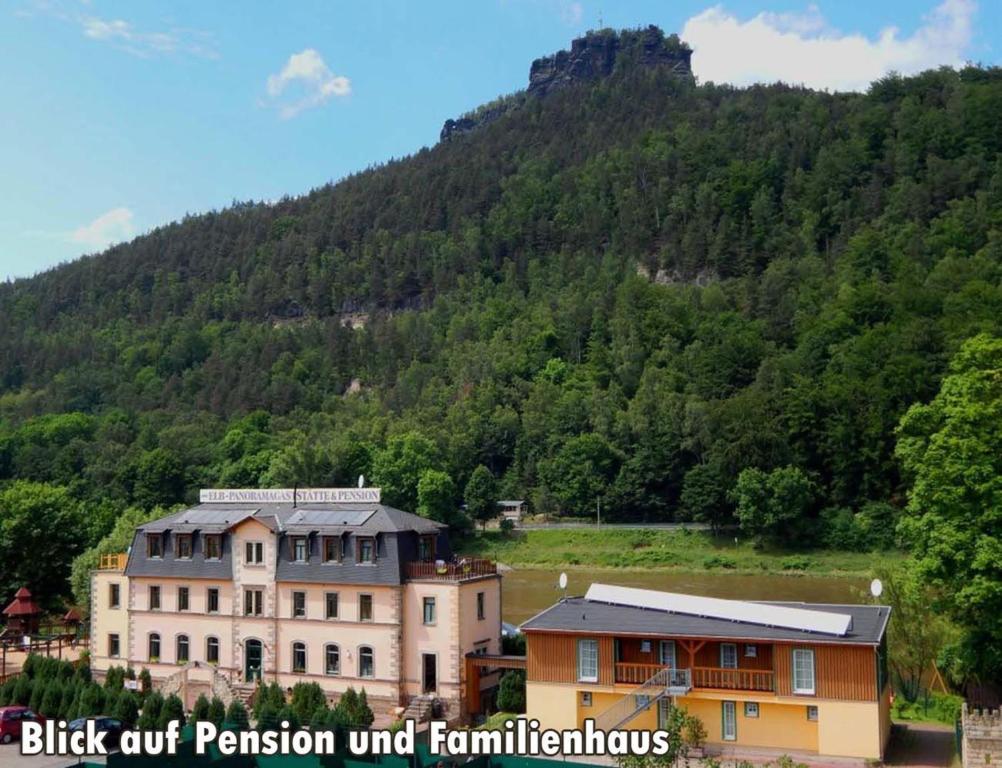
[
  {"left": 614, "top": 637, "right": 776, "bottom": 693},
  {"left": 405, "top": 557, "right": 498, "bottom": 582}
]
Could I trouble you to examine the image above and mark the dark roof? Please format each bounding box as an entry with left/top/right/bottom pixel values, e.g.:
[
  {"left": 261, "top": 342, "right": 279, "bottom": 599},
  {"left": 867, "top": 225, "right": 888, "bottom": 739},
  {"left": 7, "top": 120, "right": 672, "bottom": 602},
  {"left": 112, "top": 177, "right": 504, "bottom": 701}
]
[
  {"left": 520, "top": 596, "right": 890, "bottom": 646},
  {"left": 3, "top": 588, "right": 41, "bottom": 617}
]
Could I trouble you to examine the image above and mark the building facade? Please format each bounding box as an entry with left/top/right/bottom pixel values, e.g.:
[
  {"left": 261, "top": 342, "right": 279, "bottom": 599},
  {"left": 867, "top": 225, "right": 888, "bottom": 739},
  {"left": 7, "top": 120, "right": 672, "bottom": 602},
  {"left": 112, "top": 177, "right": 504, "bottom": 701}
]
[
  {"left": 90, "top": 488, "right": 501, "bottom": 718},
  {"left": 522, "top": 584, "right": 892, "bottom": 761}
]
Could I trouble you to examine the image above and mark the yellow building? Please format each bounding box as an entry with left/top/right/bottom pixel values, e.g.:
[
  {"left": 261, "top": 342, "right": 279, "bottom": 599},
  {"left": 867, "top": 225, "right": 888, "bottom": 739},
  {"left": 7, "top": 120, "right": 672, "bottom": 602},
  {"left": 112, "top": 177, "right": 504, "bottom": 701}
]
[
  {"left": 90, "top": 487, "right": 501, "bottom": 719},
  {"left": 522, "top": 584, "right": 892, "bottom": 761}
]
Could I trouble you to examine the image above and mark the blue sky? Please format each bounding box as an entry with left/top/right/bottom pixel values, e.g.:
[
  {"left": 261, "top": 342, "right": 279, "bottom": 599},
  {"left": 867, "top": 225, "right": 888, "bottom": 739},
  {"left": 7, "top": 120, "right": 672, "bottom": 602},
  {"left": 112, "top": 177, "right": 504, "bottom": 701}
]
[{"left": 1, "top": 0, "right": 998, "bottom": 280}]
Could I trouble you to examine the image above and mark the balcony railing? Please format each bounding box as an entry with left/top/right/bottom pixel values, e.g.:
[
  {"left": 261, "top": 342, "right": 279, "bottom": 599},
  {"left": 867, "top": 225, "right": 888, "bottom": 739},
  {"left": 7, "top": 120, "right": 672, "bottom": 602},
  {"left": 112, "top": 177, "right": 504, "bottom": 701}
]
[
  {"left": 98, "top": 553, "right": 128, "bottom": 571},
  {"left": 405, "top": 558, "right": 497, "bottom": 581},
  {"left": 615, "top": 662, "right": 774, "bottom": 693},
  {"left": 692, "top": 666, "right": 775, "bottom": 692}
]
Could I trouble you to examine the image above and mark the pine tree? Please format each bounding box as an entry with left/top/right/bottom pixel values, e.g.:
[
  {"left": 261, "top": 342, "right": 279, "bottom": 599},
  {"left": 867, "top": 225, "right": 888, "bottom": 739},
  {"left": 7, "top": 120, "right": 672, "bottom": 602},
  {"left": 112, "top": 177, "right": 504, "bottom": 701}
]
[
  {"left": 190, "top": 693, "right": 210, "bottom": 723},
  {"left": 156, "top": 694, "right": 185, "bottom": 730},
  {"left": 113, "top": 691, "right": 140, "bottom": 726},
  {"left": 225, "top": 699, "right": 249, "bottom": 730},
  {"left": 207, "top": 697, "right": 226, "bottom": 729}
]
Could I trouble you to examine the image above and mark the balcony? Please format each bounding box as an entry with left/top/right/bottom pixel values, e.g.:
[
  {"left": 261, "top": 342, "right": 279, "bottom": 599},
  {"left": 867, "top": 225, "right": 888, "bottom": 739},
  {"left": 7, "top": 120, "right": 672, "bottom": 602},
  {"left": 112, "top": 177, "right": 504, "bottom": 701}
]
[
  {"left": 615, "top": 662, "right": 775, "bottom": 693},
  {"left": 405, "top": 558, "right": 497, "bottom": 582},
  {"left": 98, "top": 553, "right": 128, "bottom": 571}
]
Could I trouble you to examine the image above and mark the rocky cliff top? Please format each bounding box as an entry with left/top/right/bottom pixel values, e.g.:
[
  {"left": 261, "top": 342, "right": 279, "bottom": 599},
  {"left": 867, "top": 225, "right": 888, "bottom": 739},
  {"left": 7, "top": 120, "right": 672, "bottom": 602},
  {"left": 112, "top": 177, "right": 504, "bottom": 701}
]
[{"left": 441, "top": 26, "right": 692, "bottom": 142}]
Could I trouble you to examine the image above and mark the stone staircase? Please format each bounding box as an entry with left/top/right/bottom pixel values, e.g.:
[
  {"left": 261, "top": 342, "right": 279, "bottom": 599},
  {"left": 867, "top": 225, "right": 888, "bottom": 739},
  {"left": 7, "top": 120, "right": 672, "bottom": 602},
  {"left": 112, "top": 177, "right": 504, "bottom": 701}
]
[{"left": 401, "top": 695, "right": 435, "bottom": 723}]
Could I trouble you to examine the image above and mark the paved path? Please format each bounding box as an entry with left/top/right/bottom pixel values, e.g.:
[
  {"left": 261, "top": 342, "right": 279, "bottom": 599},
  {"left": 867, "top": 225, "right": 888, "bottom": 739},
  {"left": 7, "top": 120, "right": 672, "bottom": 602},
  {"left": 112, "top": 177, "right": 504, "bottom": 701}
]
[{"left": 886, "top": 722, "right": 958, "bottom": 767}]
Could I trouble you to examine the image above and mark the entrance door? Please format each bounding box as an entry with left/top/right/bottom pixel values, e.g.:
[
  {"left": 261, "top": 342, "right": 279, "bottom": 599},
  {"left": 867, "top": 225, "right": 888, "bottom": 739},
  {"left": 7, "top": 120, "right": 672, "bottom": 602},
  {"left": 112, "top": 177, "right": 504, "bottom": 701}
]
[
  {"left": 245, "top": 639, "right": 263, "bottom": 683},
  {"left": 422, "top": 653, "right": 437, "bottom": 693},
  {"left": 722, "top": 701, "right": 737, "bottom": 742}
]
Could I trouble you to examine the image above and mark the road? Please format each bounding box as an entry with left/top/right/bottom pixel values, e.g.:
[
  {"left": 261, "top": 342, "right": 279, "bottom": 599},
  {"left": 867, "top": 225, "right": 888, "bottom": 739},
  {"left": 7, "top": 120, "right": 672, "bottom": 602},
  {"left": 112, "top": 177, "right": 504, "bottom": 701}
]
[{"left": 517, "top": 522, "right": 711, "bottom": 530}]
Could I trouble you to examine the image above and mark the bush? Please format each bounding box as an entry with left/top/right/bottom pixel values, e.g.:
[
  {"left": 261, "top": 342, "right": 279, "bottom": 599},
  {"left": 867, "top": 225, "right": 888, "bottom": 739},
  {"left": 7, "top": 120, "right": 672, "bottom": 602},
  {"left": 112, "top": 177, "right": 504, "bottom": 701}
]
[
  {"left": 13, "top": 676, "right": 32, "bottom": 706},
  {"left": 208, "top": 697, "right": 226, "bottom": 729},
  {"left": 781, "top": 556, "right": 812, "bottom": 571},
  {"left": 40, "top": 680, "right": 63, "bottom": 718},
  {"left": 29, "top": 679, "right": 45, "bottom": 712},
  {"left": 157, "top": 694, "right": 185, "bottom": 730},
  {"left": 191, "top": 694, "right": 211, "bottom": 723},
  {"left": 276, "top": 705, "right": 300, "bottom": 731},
  {"left": 497, "top": 670, "right": 526, "bottom": 713},
  {"left": 702, "top": 555, "right": 736, "bottom": 569},
  {"left": 78, "top": 683, "right": 105, "bottom": 717},
  {"left": 58, "top": 682, "right": 77, "bottom": 718},
  {"left": 501, "top": 633, "right": 526, "bottom": 655},
  {"left": 290, "top": 682, "right": 326, "bottom": 723},
  {"left": 113, "top": 691, "right": 140, "bottom": 726},
  {"left": 333, "top": 687, "right": 373, "bottom": 728},
  {"left": 256, "top": 703, "right": 280, "bottom": 732}
]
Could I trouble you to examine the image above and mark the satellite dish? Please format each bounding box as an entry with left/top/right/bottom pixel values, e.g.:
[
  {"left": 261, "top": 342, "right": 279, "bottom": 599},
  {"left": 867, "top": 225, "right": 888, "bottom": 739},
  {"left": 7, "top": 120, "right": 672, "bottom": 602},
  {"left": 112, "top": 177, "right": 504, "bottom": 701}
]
[
  {"left": 357, "top": 475, "right": 365, "bottom": 488},
  {"left": 870, "top": 578, "right": 883, "bottom": 598},
  {"left": 558, "top": 572, "right": 568, "bottom": 590}
]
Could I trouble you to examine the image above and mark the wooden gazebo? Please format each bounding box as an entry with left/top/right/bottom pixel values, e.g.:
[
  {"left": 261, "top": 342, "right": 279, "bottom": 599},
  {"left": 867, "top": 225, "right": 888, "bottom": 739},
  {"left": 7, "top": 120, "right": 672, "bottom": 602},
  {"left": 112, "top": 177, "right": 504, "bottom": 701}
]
[{"left": 2, "top": 587, "right": 42, "bottom": 636}]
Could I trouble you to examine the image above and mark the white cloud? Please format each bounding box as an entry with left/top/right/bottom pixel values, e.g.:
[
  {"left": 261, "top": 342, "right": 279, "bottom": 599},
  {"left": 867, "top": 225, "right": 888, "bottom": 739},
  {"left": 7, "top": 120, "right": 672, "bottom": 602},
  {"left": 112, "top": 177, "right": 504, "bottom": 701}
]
[
  {"left": 264, "top": 49, "right": 351, "bottom": 119},
  {"left": 682, "top": 0, "right": 976, "bottom": 92},
  {"left": 560, "top": 1, "right": 584, "bottom": 27},
  {"left": 70, "top": 208, "right": 135, "bottom": 251}
]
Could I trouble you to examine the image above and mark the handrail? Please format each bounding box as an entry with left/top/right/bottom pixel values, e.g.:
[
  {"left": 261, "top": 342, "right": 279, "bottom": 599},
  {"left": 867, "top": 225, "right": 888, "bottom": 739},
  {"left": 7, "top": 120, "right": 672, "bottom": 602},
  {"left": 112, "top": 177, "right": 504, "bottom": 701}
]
[
  {"left": 98, "top": 553, "right": 128, "bottom": 571},
  {"left": 592, "top": 667, "right": 689, "bottom": 731},
  {"left": 406, "top": 558, "right": 497, "bottom": 581},
  {"left": 692, "top": 666, "right": 775, "bottom": 692}
]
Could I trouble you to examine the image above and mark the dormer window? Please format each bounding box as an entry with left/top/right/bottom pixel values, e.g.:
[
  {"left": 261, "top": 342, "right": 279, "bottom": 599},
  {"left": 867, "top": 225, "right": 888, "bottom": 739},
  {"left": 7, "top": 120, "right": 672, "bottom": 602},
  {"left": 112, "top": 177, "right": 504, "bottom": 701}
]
[
  {"left": 176, "top": 534, "right": 193, "bottom": 560},
  {"left": 147, "top": 533, "right": 163, "bottom": 559},
  {"left": 204, "top": 534, "right": 222, "bottom": 560},
  {"left": 323, "top": 537, "right": 341, "bottom": 563},
  {"left": 292, "top": 537, "right": 308, "bottom": 563},
  {"left": 418, "top": 535, "right": 436, "bottom": 562},
  {"left": 357, "top": 537, "right": 375, "bottom": 564}
]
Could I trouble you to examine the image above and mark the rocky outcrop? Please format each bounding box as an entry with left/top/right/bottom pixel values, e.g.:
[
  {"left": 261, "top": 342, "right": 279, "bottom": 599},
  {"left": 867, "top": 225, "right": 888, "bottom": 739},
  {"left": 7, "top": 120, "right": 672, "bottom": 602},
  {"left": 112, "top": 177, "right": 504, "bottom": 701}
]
[
  {"left": 440, "top": 26, "right": 692, "bottom": 142},
  {"left": 528, "top": 26, "right": 691, "bottom": 98}
]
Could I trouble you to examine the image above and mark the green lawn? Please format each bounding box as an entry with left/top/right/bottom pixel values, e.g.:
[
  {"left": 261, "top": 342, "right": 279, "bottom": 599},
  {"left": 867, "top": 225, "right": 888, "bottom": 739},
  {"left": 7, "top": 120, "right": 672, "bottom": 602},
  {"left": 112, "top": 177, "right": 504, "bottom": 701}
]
[{"left": 458, "top": 528, "right": 902, "bottom": 577}]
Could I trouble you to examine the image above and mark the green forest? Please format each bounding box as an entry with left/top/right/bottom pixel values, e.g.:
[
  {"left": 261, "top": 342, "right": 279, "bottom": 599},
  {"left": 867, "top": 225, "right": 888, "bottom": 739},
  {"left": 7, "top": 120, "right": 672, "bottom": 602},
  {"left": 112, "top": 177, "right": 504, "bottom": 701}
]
[{"left": 1, "top": 30, "right": 1001, "bottom": 685}]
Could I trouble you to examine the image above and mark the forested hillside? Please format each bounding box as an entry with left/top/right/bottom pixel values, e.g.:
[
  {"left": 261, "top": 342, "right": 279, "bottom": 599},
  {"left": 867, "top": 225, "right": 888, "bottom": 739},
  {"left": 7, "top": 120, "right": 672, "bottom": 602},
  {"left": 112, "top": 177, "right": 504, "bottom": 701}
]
[{"left": 2, "top": 30, "right": 1002, "bottom": 603}]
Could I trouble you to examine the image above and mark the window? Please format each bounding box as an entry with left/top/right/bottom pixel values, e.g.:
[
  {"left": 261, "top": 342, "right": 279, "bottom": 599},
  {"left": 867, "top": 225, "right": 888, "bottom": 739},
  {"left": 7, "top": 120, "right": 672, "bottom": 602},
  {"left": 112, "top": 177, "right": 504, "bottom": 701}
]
[
  {"left": 147, "top": 533, "right": 163, "bottom": 558},
  {"left": 325, "top": 592, "right": 339, "bottom": 620},
  {"left": 477, "top": 591, "right": 485, "bottom": 620},
  {"left": 418, "top": 535, "right": 436, "bottom": 561},
  {"left": 292, "top": 537, "right": 308, "bottom": 563},
  {"left": 178, "top": 586, "right": 189, "bottom": 612},
  {"left": 323, "top": 537, "right": 341, "bottom": 563},
  {"left": 176, "top": 534, "right": 193, "bottom": 559},
  {"left": 422, "top": 597, "right": 436, "bottom": 625},
  {"left": 206, "top": 637, "right": 219, "bottom": 664},
  {"left": 292, "top": 591, "right": 306, "bottom": 618},
  {"left": 722, "top": 701, "right": 737, "bottom": 741},
  {"left": 176, "top": 635, "right": 189, "bottom": 664},
  {"left": 207, "top": 587, "right": 219, "bottom": 613},
  {"left": 359, "top": 646, "right": 374, "bottom": 678},
  {"left": 577, "top": 639, "right": 599, "bottom": 682},
  {"left": 744, "top": 702, "right": 759, "bottom": 718},
  {"left": 292, "top": 642, "right": 306, "bottom": 674},
  {"left": 359, "top": 594, "right": 373, "bottom": 622},
  {"left": 325, "top": 644, "right": 340, "bottom": 676},
  {"left": 357, "top": 537, "right": 375, "bottom": 564},
  {"left": 245, "top": 541, "right": 263, "bottom": 565},
  {"left": 807, "top": 705, "right": 819, "bottom": 721},
  {"left": 149, "top": 585, "right": 161, "bottom": 611},
  {"left": 720, "top": 643, "right": 738, "bottom": 669},
  {"left": 148, "top": 633, "right": 161, "bottom": 661},
  {"left": 581, "top": 692, "right": 592, "bottom": 707},
  {"left": 659, "top": 640, "right": 676, "bottom": 668},
  {"left": 792, "top": 649, "right": 816, "bottom": 695},
  {"left": 108, "top": 634, "right": 120, "bottom": 658},
  {"left": 204, "top": 535, "right": 222, "bottom": 560},
  {"left": 640, "top": 640, "right": 652, "bottom": 653},
  {"left": 745, "top": 644, "right": 758, "bottom": 658},
  {"left": 657, "top": 699, "right": 672, "bottom": 729},
  {"left": 109, "top": 583, "right": 120, "bottom": 609},
  {"left": 244, "top": 588, "right": 263, "bottom": 617}
]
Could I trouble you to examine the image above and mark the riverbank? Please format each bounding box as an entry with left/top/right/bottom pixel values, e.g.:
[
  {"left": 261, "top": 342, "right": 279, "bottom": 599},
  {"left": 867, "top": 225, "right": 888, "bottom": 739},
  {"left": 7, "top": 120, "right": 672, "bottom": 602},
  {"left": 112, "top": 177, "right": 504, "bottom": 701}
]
[{"left": 457, "top": 527, "right": 902, "bottom": 577}]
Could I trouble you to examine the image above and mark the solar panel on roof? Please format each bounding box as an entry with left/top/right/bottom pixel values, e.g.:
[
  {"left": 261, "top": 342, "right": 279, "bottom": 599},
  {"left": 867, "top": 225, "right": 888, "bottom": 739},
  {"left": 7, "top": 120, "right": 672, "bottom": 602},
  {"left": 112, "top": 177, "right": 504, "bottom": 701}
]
[
  {"left": 285, "top": 509, "right": 375, "bottom": 527},
  {"left": 178, "top": 508, "right": 258, "bottom": 525},
  {"left": 585, "top": 584, "right": 852, "bottom": 636}
]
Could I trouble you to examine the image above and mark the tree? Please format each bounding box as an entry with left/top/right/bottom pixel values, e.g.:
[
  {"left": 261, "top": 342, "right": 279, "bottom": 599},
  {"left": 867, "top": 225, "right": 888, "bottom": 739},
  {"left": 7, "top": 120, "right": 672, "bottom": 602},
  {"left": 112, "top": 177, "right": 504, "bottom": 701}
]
[
  {"left": 896, "top": 334, "right": 1002, "bottom": 680},
  {"left": 276, "top": 705, "right": 300, "bottom": 731},
  {"left": 207, "top": 697, "right": 226, "bottom": 729},
  {"left": 138, "top": 690, "right": 164, "bottom": 730},
  {"left": 370, "top": 432, "right": 441, "bottom": 511},
  {"left": 40, "top": 680, "right": 63, "bottom": 718},
  {"left": 256, "top": 703, "right": 280, "bottom": 732},
  {"left": 190, "top": 693, "right": 211, "bottom": 724},
  {"left": 0, "top": 482, "right": 86, "bottom": 602},
  {"left": 113, "top": 691, "right": 140, "bottom": 726},
  {"left": 225, "top": 699, "right": 249, "bottom": 730},
  {"left": 497, "top": 670, "right": 526, "bottom": 713},
  {"left": 289, "top": 682, "right": 327, "bottom": 723},
  {"left": 132, "top": 448, "right": 185, "bottom": 508},
  {"left": 731, "top": 466, "right": 814, "bottom": 546},
  {"left": 464, "top": 465, "right": 499, "bottom": 530},
  {"left": 417, "top": 469, "right": 467, "bottom": 530},
  {"left": 680, "top": 462, "right": 731, "bottom": 532},
  {"left": 538, "top": 433, "right": 622, "bottom": 516},
  {"left": 157, "top": 694, "right": 186, "bottom": 730}
]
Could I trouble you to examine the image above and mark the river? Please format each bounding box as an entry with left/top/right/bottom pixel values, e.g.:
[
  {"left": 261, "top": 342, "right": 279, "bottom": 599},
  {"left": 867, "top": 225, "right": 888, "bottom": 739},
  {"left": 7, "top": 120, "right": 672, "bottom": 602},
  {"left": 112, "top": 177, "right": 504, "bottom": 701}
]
[{"left": 501, "top": 567, "right": 867, "bottom": 624}]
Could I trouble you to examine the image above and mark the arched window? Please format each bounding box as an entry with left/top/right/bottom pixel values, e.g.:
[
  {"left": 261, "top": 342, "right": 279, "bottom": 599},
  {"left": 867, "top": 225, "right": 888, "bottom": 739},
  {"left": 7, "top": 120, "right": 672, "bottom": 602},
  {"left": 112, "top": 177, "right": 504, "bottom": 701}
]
[
  {"left": 292, "top": 642, "right": 307, "bottom": 674},
  {"left": 206, "top": 636, "right": 220, "bottom": 664},
  {"left": 149, "top": 633, "right": 161, "bottom": 662},
  {"left": 325, "top": 644, "right": 340, "bottom": 676},
  {"left": 359, "top": 646, "right": 374, "bottom": 678},
  {"left": 176, "top": 634, "right": 189, "bottom": 664}
]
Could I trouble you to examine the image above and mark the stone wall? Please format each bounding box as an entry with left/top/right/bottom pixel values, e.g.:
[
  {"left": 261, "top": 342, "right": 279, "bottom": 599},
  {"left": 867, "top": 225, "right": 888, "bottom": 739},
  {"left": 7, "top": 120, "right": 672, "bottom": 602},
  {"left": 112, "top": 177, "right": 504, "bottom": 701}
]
[{"left": 964, "top": 703, "right": 1002, "bottom": 767}]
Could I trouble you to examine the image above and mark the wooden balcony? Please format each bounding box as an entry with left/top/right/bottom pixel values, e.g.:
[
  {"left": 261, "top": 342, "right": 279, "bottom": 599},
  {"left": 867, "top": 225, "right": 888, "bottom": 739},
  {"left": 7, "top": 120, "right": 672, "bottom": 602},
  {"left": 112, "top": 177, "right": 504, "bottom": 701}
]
[
  {"left": 614, "top": 662, "right": 775, "bottom": 693},
  {"left": 405, "top": 558, "right": 497, "bottom": 581},
  {"left": 98, "top": 553, "right": 128, "bottom": 571}
]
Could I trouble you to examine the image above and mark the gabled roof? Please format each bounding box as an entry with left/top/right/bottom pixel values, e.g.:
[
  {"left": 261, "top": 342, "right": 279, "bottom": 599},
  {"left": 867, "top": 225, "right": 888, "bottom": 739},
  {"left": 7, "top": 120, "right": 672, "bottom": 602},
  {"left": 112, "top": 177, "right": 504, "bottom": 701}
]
[{"left": 520, "top": 583, "right": 891, "bottom": 646}]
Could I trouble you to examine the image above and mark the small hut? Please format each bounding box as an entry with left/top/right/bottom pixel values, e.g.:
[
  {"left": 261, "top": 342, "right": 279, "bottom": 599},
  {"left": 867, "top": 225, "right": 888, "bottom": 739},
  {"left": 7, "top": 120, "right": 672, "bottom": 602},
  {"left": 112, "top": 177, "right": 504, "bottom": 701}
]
[
  {"left": 62, "top": 607, "right": 82, "bottom": 638},
  {"left": 3, "top": 587, "right": 42, "bottom": 636}
]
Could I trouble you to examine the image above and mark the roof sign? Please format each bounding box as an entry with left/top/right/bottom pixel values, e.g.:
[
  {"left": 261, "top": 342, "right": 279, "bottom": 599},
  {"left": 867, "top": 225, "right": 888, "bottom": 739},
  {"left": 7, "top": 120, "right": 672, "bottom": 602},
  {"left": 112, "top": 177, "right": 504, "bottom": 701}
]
[
  {"left": 584, "top": 583, "right": 852, "bottom": 636},
  {"left": 199, "top": 488, "right": 381, "bottom": 504}
]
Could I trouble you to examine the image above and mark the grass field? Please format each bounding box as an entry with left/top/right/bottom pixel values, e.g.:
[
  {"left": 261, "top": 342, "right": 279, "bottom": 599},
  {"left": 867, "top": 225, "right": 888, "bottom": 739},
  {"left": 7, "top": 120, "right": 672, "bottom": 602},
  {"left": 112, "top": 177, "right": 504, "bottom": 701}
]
[{"left": 457, "top": 528, "right": 902, "bottom": 577}]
